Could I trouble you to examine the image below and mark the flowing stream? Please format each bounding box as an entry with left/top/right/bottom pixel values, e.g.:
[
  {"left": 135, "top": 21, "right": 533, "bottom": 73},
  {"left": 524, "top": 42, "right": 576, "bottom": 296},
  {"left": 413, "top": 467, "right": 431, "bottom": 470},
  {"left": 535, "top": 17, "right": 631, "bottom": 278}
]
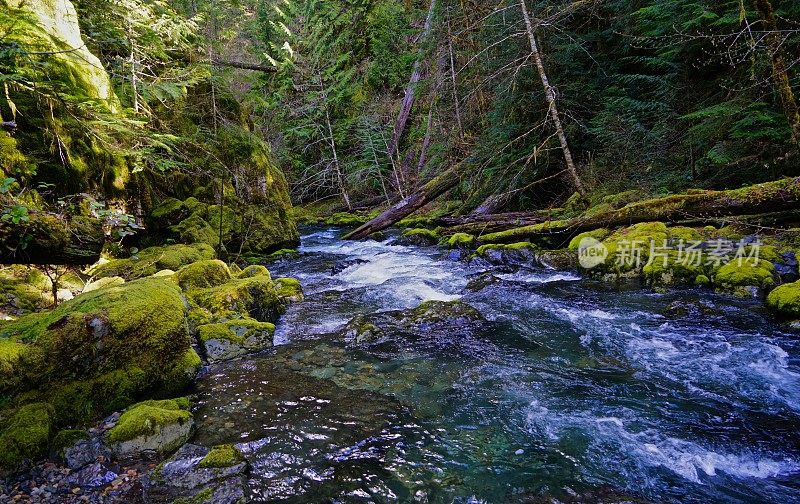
[{"left": 190, "top": 226, "right": 800, "bottom": 503}]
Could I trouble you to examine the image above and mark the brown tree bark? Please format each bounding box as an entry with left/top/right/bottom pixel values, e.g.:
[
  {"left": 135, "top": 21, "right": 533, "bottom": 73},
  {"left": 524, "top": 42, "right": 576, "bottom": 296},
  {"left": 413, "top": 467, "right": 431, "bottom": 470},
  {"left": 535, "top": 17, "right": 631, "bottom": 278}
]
[
  {"left": 0, "top": 214, "right": 104, "bottom": 265},
  {"left": 753, "top": 0, "right": 800, "bottom": 147},
  {"left": 519, "top": 0, "right": 584, "bottom": 194},
  {"left": 344, "top": 164, "right": 462, "bottom": 240},
  {"left": 387, "top": 0, "right": 437, "bottom": 163}
]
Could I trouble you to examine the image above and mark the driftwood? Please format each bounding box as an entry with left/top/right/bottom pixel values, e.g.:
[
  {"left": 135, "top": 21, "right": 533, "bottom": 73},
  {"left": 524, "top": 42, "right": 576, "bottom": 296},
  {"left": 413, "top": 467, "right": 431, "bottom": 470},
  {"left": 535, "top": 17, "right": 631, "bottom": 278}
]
[
  {"left": 344, "top": 164, "right": 462, "bottom": 240},
  {"left": 480, "top": 177, "right": 800, "bottom": 244},
  {"left": 0, "top": 213, "right": 104, "bottom": 265}
]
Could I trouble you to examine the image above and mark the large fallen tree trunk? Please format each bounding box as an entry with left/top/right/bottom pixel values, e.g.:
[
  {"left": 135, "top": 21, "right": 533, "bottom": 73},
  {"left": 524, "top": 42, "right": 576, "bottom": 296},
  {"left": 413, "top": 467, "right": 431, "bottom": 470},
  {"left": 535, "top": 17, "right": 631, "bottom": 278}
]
[
  {"left": 480, "top": 177, "right": 800, "bottom": 244},
  {"left": 0, "top": 213, "right": 104, "bottom": 265},
  {"left": 344, "top": 164, "right": 462, "bottom": 240},
  {"left": 432, "top": 211, "right": 552, "bottom": 235}
]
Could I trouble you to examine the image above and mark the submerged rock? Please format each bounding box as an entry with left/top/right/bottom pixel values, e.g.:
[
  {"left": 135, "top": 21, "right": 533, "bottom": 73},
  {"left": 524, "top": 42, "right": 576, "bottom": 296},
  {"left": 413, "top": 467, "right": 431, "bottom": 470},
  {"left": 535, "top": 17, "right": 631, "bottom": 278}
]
[{"left": 400, "top": 300, "right": 486, "bottom": 329}]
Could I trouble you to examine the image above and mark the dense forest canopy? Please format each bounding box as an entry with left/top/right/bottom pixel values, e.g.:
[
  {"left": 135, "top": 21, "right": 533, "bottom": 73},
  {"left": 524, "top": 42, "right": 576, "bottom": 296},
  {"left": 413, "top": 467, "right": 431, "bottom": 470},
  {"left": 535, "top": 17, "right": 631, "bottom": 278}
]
[{"left": 2, "top": 0, "right": 798, "bottom": 221}]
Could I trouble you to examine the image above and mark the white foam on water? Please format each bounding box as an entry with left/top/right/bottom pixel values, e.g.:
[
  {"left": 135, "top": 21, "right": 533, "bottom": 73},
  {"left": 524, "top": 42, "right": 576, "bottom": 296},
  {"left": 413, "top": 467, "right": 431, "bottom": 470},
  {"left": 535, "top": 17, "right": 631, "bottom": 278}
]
[{"left": 497, "top": 270, "right": 582, "bottom": 284}]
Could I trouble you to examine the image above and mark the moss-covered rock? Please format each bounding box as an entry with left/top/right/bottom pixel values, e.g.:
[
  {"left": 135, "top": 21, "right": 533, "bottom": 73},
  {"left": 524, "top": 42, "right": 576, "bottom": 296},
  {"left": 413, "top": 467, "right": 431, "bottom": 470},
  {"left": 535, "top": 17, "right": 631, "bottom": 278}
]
[
  {"left": 0, "top": 403, "right": 54, "bottom": 469},
  {"left": 401, "top": 300, "right": 485, "bottom": 328},
  {"left": 274, "top": 277, "right": 304, "bottom": 304},
  {"left": 90, "top": 244, "right": 216, "bottom": 281},
  {"left": 176, "top": 260, "right": 232, "bottom": 291},
  {"left": 0, "top": 266, "right": 50, "bottom": 316},
  {"left": 198, "top": 444, "right": 244, "bottom": 469},
  {"left": 567, "top": 229, "right": 610, "bottom": 251},
  {"left": 444, "top": 233, "right": 475, "bottom": 249},
  {"left": 188, "top": 273, "right": 283, "bottom": 323},
  {"left": 642, "top": 251, "right": 711, "bottom": 287},
  {"left": 714, "top": 258, "right": 775, "bottom": 294},
  {"left": 475, "top": 242, "right": 538, "bottom": 267},
  {"left": 399, "top": 228, "right": 440, "bottom": 246},
  {"left": 0, "top": 277, "right": 196, "bottom": 424},
  {"left": 82, "top": 276, "right": 125, "bottom": 293},
  {"left": 237, "top": 264, "right": 271, "bottom": 280},
  {"left": 343, "top": 315, "right": 383, "bottom": 344},
  {"left": 766, "top": 281, "right": 800, "bottom": 318},
  {"left": 197, "top": 319, "right": 275, "bottom": 362},
  {"left": 105, "top": 398, "right": 193, "bottom": 457}
]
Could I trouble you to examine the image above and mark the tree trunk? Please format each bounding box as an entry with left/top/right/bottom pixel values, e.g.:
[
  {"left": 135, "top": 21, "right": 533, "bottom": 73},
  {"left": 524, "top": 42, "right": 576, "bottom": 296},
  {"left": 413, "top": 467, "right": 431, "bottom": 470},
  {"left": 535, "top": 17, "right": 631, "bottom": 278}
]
[
  {"left": 0, "top": 214, "right": 104, "bottom": 265},
  {"left": 479, "top": 177, "right": 800, "bottom": 244},
  {"left": 320, "top": 76, "right": 351, "bottom": 210},
  {"left": 753, "top": 0, "right": 800, "bottom": 147},
  {"left": 210, "top": 58, "right": 276, "bottom": 73},
  {"left": 519, "top": 0, "right": 584, "bottom": 194},
  {"left": 387, "top": 0, "right": 437, "bottom": 162},
  {"left": 344, "top": 163, "right": 462, "bottom": 240}
]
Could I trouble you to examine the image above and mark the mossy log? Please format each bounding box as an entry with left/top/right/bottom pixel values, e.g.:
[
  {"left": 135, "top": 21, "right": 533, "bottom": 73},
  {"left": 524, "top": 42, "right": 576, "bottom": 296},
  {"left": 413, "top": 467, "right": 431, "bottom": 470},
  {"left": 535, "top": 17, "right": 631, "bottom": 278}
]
[
  {"left": 432, "top": 211, "right": 552, "bottom": 235},
  {"left": 0, "top": 213, "right": 104, "bottom": 265},
  {"left": 480, "top": 177, "right": 800, "bottom": 244},
  {"left": 345, "top": 164, "right": 462, "bottom": 240}
]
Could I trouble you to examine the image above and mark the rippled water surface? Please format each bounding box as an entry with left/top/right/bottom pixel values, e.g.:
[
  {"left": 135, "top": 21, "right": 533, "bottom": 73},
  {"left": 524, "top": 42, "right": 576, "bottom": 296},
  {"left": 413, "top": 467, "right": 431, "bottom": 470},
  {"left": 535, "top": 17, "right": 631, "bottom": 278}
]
[{"left": 192, "top": 227, "right": 800, "bottom": 503}]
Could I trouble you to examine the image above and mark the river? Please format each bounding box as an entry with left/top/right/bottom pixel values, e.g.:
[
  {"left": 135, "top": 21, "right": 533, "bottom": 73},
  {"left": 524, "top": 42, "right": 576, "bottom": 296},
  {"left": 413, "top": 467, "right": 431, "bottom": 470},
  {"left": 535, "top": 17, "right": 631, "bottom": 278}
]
[{"left": 189, "top": 226, "right": 800, "bottom": 503}]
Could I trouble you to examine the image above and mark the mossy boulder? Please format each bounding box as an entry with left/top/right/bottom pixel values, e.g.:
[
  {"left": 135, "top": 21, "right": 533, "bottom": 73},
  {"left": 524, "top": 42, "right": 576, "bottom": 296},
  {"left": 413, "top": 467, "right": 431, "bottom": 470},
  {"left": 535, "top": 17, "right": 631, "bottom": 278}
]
[
  {"left": 0, "top": 278, "right": 198, "bottom": 424},
  {"left": 401, "top": 300, "right": 485, "bottom": 329},
  {"left": 105, "top": 398, "right": 193, "bottom": 458},
  {"left": 343, "top": 315, "right": 383, "bottom": 344},
  {"left": 475, "top": 242, "right": 537, "bottom": 267},
  {"left": 198, "top": 444, "right": 244, "bottom": 469},
  {"left": 0, "top": 266, "right": 52, "bottom": 316},
  {"left": 176, "top": 260, "right": 232, "bottom": 291},
  {"left": 82, "top": 276, "right": 125, "bottom": 293},
  {"left": 567, "top": 229, "right": 610, "bottom": 251},
  {"left": 197, "top": 319, "right": 275, "bottom": 362},
  {"left": 90, "top": 244, "right": 216, "bottom": 281},
  {"left": 0, "top": 403, "right": 54, "bottom": 469},
  {"left": 766, "top": 281, "right": 800, "bottom": 319},
  {"left": 444, "top": 233, "right": 475, "bottom": 249},
  {"left": 275, "top": 277, "right": 304, "bottom": 304},
  {"left": 398, "top": 228, "right": 440, "bottom": 246},
  {"left": 188, "top": 273, "right": 283, "bottom": 323},
  {"left": 237, "top": 264, "right": 271, "bottom": 280},
  {"left": 642, "top": 251, "right": 711, "bottom": 288},
  {"left": 714, "top": 258, "right": 776, "bottom": 295}
]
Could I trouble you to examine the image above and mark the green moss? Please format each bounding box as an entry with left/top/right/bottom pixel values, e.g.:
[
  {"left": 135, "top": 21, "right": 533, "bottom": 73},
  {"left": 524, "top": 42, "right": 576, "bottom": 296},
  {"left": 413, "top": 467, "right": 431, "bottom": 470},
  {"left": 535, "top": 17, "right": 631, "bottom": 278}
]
[
  {"left": 82, "top": 276, "right": 125, "bottom": 293},
  {"left": 170, "top": 213, "right": 218, "bottom": 247},
  {"left": 401, "top": 228, "right": 440, "bottom": 240},
  {"left": 0, "top": 278, "right": 192, "bottom": 423},
  {"left": 0, "top": 338, "right": 25, "bottom": 382},
  {"left": 475, "top": 242, "right": 536, "bottom": 256},
  {"left": 189, "top": 275, "right": 283, "bottom": 322},
  {"left": 197, "top": 319, "right": 275, "bottom": 345},
  {"left": 0, "top": 403, "right": 53, "bottom": 469},
  {"left": 173, "top": 488, "right": 213, "bottom": 504},
  {"left": 642, "top": 251, "right": 710, "bottom": 287},
  {"left": 667, "top": 226, "right": 703, "bottom": 244},
  {"left": 766, "top": 281, "right": 800, "bottom": 318},
  {"left": 160, "top": 348, "right": 202, "bottom": 397},
  {"left": 481, "top": 219, "right": 573, "bottom": 244},
  {"left": 275, "top": 277, "right": 303, "bottom": 303},
  {"left": 91, "top": 244, "right": 216, "bottom": 280},
  {"left": 0, "top": 266, "right": 49, "bottom": 315},
  {"left": 567, "top": 229, "right": 610, "bottom": 251},
  {"left": 714, "top": 259, "right": 775, "bottom": 290},
  {"left": 695, "top": 275, "right": 711, "bottom": 286},
  {"left": 326, "top": 212, "right": 369, "bottom": 226},
  {"left": 198, "top": 444, "right": 244, "bottom": 468},
  {"left": 444, "top": 233, "right": 475, "bottom": 248},
  {"left": 105, "top": 398, "right": 191, "bottom": 444},
  {"left": 238, "top": 265, "right": 271, "bottom": 280},
  {"left": 176, "top": 260, "right": 232, "bottom": 291},
  {"left": 52, "top": 429, "right": 89, "bottom": 455}
]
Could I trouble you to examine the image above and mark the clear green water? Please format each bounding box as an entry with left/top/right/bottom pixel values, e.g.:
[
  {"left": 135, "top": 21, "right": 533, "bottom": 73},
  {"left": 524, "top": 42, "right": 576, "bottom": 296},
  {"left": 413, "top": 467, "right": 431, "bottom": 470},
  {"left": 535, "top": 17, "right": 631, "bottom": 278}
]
[{"left": 191, "top": 227, "right": 800, "bottom": 503}]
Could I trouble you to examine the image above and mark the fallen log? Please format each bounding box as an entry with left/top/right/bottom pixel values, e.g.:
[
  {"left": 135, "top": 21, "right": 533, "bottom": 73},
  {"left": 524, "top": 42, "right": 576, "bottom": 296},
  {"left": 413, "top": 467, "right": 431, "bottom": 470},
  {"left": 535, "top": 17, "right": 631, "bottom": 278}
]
[
  {"left": 480, "top": 177, "right": 800, "bottom": 244},
  {"left": 0, "top": 212, "right": 105, "bottom": 265},
  {"left": 344, "top": 165, "right": 462, "bottom": 240},
  {"left": 432, "top": 211, "right": 551, "bottom": 235}
]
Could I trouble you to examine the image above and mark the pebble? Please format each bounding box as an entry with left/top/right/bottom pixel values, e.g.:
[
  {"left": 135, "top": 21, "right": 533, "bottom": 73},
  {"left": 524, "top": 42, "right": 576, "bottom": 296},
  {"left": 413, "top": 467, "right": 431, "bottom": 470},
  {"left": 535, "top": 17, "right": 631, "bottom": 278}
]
[{"left": 515, "top": 449, "right": 524, "bottom": 455}]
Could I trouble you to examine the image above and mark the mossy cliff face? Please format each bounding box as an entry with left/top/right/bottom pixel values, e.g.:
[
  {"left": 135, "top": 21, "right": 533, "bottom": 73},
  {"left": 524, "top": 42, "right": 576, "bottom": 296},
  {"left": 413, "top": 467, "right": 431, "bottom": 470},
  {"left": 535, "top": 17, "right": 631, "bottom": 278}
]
[
  {"left": 148, "top": 193, "right": 299, "bottom": 256},
  {"left": 1, "top": 0, "right": 128, "bottom": 193}
]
